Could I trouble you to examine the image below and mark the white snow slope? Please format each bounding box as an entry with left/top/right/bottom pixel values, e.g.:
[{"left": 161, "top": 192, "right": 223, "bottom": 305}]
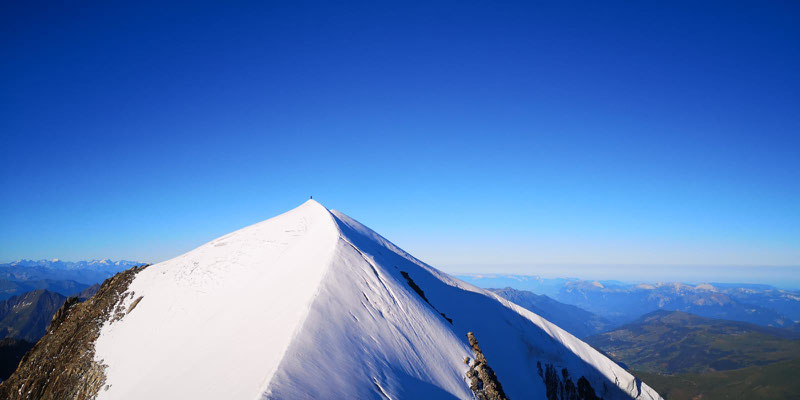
[{"left": 93, "top": 200, "right": 661, "bottom": 400}]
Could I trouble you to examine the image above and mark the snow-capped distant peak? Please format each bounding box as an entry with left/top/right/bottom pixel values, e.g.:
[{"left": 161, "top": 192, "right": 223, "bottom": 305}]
[
  {"left": 695, "top": 283, "right": 716, "bottom": 291},
  {"left": 0, "top": 258, "right": 145, "bottom": 273}
]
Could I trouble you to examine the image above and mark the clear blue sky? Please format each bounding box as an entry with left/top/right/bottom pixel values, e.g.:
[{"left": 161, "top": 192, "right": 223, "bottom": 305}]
[{"left": 1, "top": 2, "right": 798, "bottom": 284}]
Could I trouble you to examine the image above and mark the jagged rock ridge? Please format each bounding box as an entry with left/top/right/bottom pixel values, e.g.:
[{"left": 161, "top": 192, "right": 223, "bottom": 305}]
[{"left": 466, "top": 332, "right": 508, "bottom": 400}]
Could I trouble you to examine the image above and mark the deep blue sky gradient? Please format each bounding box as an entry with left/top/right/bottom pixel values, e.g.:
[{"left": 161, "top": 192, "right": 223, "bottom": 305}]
[{"left": 2, "top": 1, "right": 799, "bottom": 284}]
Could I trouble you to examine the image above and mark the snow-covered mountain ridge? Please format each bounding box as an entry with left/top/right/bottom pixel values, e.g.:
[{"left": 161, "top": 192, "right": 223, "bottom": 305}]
[{"left": 0, "top": 200, "right": 661, "bottom": 399}]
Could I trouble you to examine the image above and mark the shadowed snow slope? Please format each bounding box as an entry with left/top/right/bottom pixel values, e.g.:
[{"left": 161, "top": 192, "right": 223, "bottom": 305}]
[{"left": 93, "top": 200, "right": 661, "bottom": 400}]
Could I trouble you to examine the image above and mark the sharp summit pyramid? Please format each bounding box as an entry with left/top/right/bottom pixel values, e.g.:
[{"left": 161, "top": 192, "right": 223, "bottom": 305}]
[{"left": 0, "top": 200, "right": 661, "bottom": 400}]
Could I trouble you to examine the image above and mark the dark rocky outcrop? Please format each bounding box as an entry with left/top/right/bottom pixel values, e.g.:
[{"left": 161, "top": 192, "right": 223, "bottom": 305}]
[
  {"left": 466, "top": 332, "right": 508, "bottom": 400},
  {"left": 0, "top": 265, "right": 148, "bottom": 400},
  {"left": 538, "top": 361, "right": 602, "bottom": 400},
  {"left": 400, "top": 270, "right": 453, "bottom": 324}
]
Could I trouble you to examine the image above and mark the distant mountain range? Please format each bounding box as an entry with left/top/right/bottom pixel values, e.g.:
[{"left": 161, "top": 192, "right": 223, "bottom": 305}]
[
  {"left": 0, "top": 259, "right": 143, "bottom": 286},
  {"left": 458, "top": 274, "right": 577, "bottom": 298},
  {"left": 0, "top": 279, "right": 88, "bottom": 301},
  {"left": 0, "top": 260, "right": 144, "bottom": 300},
  {"left": 558, "top": 280, "right": 799, "bottom": 329},
  {"left": 460, "top": 274, "right": 800, "bottom": 330},
  {"left": 6, "top": 259, "right": 140, "bottom": 271},
  {"left": 489, "top": 287, "right": 611, "bottom": 338},
  {"left": 0, "top": 290, "right": 67, "bottom": 343},
  {"left": 586, "top": 310, "right": 800, "bottom": 399}
]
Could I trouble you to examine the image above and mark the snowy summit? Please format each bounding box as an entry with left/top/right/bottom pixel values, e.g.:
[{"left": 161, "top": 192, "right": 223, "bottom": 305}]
[{"left": 2, "top": 200, "right": 661, "bottom": 400}]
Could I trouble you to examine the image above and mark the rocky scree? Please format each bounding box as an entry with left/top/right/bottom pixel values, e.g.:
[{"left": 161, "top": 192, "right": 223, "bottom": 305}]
[
  {"left": 466, "top": 331, "right": 508, "bottom": 400},
  {"left": 0, "top": 265, "right": 148, "bottom": 400}
]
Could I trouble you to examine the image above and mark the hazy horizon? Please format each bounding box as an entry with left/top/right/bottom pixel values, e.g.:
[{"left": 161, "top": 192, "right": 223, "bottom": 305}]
[
  {"left": 446, "top": 263, "right": 800, "bottom": 290},
  {"left": 3, "top": 255, "right": 799, "bottom": 290}
]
